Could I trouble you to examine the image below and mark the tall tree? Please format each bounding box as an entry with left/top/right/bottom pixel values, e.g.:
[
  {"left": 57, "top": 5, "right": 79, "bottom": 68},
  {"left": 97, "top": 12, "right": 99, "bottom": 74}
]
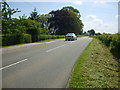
[
  {"left": 2, "top": 1, "right": 21, "bottom": 34},
  {"left": 29, "top": 8, "right": 39, "bottom": 21},
  {"left": 62, "top": 6, "right": 80, "bottom": 18},
  {"left": 37, "top": 14, "right": 50, "bottom": 28},
  {"left": 48, "top": 7, "right": 84, "bottom": 35},
  {"left": 2, "top": 1, "right": 20, "bottom": 20}
]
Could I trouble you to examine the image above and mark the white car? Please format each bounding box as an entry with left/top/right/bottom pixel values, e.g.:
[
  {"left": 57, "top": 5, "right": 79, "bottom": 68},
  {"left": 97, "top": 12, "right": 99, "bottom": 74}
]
[{"left": 65, "top": 33, "right": 77, "bottom": 41}]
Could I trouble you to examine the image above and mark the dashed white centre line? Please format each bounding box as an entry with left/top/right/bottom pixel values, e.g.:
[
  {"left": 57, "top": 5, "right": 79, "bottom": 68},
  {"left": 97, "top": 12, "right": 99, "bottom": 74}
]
[
  {"left": 46, "top": 44, "right": 66, "bottom": 52},
  {"left": 0, "top": 59, "right": 28, "bottom": 70}
]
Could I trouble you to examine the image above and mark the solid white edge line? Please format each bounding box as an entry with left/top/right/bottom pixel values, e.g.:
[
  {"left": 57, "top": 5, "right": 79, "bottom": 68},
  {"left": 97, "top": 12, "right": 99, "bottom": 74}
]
[
  {"left": 0, "top": 59, "right": 28, "bottom": 70},
  {"left": 46, "top": 44, "right": 66, "bottom": 52}
]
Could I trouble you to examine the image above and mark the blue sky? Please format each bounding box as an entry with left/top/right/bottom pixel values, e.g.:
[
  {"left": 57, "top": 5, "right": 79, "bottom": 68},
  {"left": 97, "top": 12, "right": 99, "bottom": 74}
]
[{"left": 7, "top": 0, "right": 118, "bottom": 34}]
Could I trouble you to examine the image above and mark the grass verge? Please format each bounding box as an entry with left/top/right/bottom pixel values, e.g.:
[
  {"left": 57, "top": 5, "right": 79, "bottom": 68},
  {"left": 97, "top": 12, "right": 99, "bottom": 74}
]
[{"left": 68, "top": 38, "right": 119, "bottom": 88}]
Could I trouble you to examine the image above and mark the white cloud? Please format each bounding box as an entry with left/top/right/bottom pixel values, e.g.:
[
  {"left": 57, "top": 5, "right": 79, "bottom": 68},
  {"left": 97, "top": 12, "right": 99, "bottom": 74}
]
[
  {"left": 84, "top": 14, "right": 117, "bottom": 34},
  {"left": 84, "top": 21, "right": 117, "bottom": 33},
  {"left": 72, "top": 1, "right": 82, "bottom": 5},
  {"left": 85, "top": 15, "right": 103, "bottom": 24},
  {"left": 83, "top": 21, "right": 118, "bottom": 34},
  {"left": 115, "top": 14, "right": 120, "bottom": 18},
  {"left": 93, "top": 1, "right": 106, "bottom": 4},
  {"left": 85, "top": 15, "right": 97, "bottom": 19},
  {"left": 93, "top": 18, "right": 103, "bottom": 24}
]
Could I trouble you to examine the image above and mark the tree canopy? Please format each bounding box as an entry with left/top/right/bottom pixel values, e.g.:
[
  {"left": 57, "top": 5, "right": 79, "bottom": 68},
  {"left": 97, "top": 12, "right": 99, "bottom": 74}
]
[
  {"left": 48, "top": 6, "right": 84, "bottom": 35},
  {"left": 36, "top": 14, "right": 50, "bottom": 28},
  {"left": 28, "top": 8, "right": 39, "bottom": 21},
  {"left": 2, "top": 1, "right": 20, "bottom": 20},
  {"left": 87, "top": 29, "right": 95, "bottom": 36},
  {"left": 62, "top": 6, "right": 80, "bottom": 18}
]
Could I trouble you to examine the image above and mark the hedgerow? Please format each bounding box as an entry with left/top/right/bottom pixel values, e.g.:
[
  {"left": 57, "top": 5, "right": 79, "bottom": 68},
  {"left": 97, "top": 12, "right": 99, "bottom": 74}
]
[
  {"left": 2, "top": 33, "right": 32, "bottom": 46},
  {"left": 2, "top": 34, "right": 65, "bottom": 46},
  {"left": 96, "top": 34, "right": 120, "bottom": 60},
  {"left": 37, "top": 35, "right": 64, "bottom": 41}
]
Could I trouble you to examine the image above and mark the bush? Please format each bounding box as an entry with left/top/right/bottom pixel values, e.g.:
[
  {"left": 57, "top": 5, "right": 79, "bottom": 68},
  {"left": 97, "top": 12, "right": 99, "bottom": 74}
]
[
  {"left": 2, "top": 33, "right": 64, "bottom": 46},
  {"left": 2, "top": 33, "right": 32, "bottom": 46},
  {"left": 37, "top": 35, "right": 64, "bottom": 41},
  {"left": 22, "top": 33, "right": 32, "bottom": 43},
  {"left": 96, "top": 34, "right": 120, "bottom": 59}
]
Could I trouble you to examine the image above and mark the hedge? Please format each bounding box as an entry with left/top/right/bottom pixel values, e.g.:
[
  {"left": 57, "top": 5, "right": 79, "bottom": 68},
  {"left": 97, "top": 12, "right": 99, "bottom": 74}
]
[
  {"left": 37, "top": 35, "right": 65, "bottom": 41},
  {"left": 2, "top": 33, "right": 32, "bottom": 46},
  {"left": 2, "top": 34, "right": 65, "bottom": 46},
  {"left": 96, "top": 34, "right": 120, "bottom": 59}
]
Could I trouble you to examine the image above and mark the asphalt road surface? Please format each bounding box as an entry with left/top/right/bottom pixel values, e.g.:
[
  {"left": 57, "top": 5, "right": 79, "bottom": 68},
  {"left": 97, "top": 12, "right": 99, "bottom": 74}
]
[{"left": 2, "top": 37, "right": 92, "bottom": 88}]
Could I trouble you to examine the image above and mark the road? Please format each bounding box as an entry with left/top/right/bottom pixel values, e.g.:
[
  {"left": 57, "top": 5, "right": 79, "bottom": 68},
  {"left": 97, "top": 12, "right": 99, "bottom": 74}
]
[{"left": 2, "top": 37, "right": 92, "bottom": 88}]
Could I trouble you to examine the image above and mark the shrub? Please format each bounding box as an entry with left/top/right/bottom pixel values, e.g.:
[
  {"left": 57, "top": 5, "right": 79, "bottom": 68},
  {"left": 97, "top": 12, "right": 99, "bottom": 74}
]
[
  {"left": 96, "top": 34, "right": 120, "bottom": 59},
  {"left": 2, "top": 33, "right": 32, "bottom": 46}
]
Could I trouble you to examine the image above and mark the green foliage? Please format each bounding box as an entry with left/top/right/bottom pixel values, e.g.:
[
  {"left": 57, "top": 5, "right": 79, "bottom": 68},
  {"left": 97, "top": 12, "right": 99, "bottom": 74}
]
[
  {"left": 82, "top": 31, "right": 87, "bottom": 35},
  {"left": 40, "top": 28, "right": 50, "bottom": 35},
  {"left": 68, "top": 38, "right": 119, "bottom": 88},
  {"left": 48, "top": 7, "right": 84, "bottom": 35},
  {"left": 2, "top": 18, "right": 26, "bottom": 34},
  {"left": 19, "top": 14, "right": 27, "bottom": 19},
  {"left": 87, "top": 29, "right": 95, "bottom": 36},
  {"left": 28, "top": 8, "right": 39, "bottom": 21},
  {"left": 2, "top": 1, "right": 20, "bottom": 20},
  {"left": 62, "top": 6, "right": 80, "bottom": 18},
  {"left": 2, "top": 33, "right": 32, "bottom": 46},
  {"left": 37, "top": 34, "right": 64, "bottom": 41},
  {"left": 23, "top": 19, "right": 41, "bottom": 42},
  {"left": 2, "top": 18, "right": 43, "bottom": 42},
  {"left": 36, "top": 14, "right": 50, "bottom": 28},
  {"left": 96, "top": 34, "right": 120, "bottom": 59},
  {"left": 22, "top": 33, "right": 32, "bottom": 43},
  {"left": 1, "top": 3, "right": 78, "bottom": 46}
]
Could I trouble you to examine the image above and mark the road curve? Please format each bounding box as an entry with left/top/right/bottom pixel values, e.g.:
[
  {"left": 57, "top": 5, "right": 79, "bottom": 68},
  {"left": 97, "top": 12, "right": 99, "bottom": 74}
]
[{"left": 2, "top": 37, "right": 92, "bottom": 88}]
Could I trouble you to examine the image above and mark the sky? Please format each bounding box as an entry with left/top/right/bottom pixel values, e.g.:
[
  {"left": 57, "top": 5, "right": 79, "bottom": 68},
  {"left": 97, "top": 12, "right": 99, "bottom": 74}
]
[{"left": 5, "top": 0, "right": 119, "bottom": 34}]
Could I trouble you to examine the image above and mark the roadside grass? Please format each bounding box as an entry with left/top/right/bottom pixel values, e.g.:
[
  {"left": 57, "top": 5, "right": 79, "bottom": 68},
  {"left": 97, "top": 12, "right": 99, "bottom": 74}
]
[
  {"left": 68, "top": 38, "right": 119, "bottom": 88},
  {"left": 1, "top": 38, "right": 64, "bottom": 48}
]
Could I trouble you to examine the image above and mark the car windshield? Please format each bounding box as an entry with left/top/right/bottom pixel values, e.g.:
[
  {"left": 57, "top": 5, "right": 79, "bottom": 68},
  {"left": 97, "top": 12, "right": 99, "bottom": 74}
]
[{"left": 66, "top": 33, "right": 75, "bottom": 36}]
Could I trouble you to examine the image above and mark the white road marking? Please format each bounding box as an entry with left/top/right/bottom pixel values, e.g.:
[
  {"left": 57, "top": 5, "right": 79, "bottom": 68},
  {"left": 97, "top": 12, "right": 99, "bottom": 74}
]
[
  {"left": 0, "top": 59, "right": 28, "bottom": 70},
  {"left": 46, "top": 44, "right": 66, "bottom": 52},
  {"left": 45, "top": 41, "right": 58, "bottom": 44},
  {"left": 70, "top": 41, "right": 77, "bottom": 43}
]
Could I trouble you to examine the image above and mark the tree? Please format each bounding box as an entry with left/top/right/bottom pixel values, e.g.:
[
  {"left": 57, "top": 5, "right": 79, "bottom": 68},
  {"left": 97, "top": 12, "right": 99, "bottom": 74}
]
[
  {"left": 2, "top": 18, "right": 42, "bottom": 42},
  {"left": 2, "top": 18, "right": 26, "bottom": 34},
  {"left": 20, "top": 19, "right": 42, "bottom": 42},
  {"left": 2, "top": 1, "right": 20, "bottom": 20},
  {"left": 83, "top": 31, "right": 87, "bottom": 35},
  {"left": 62, "top": 6, "right": 80, "bottom": 18},
  {"left": 48, "top": 6, "right": 84, "bottom": 35},
  {"left": 37, "top": 14, "right": 50, "bottom": 28},
  {"left": 19, "top": 14, "right": 27, "bottom": 19},
  {"left": 29, "top": 8, "right": 39, "bottom": 21},
  {"left": 87, "top": 29, "right": 95, "bottom": 36},
  {"left": 95, "top": 32, "right": 101, "bottom": 35}
]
